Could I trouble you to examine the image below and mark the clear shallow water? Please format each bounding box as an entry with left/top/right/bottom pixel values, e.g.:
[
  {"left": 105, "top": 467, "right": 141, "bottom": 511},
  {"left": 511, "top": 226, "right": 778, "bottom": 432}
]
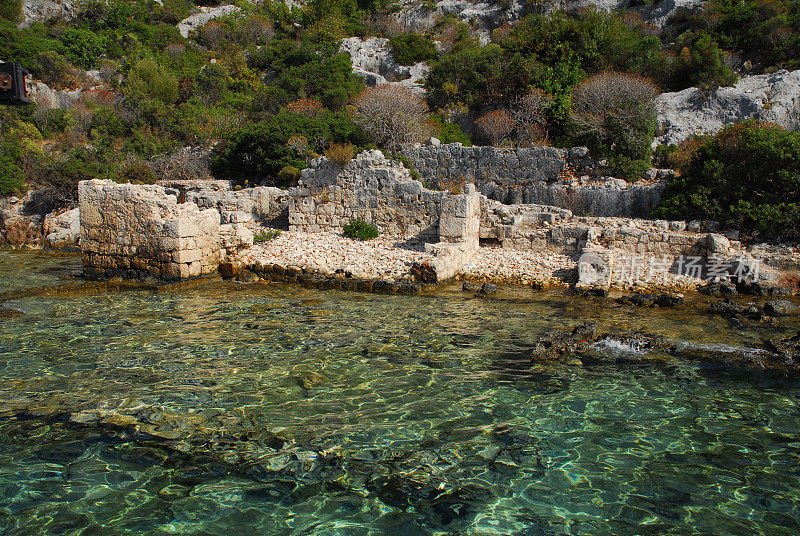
[{"left": 0, "top": 250, "right": 799, "bottom": 535}]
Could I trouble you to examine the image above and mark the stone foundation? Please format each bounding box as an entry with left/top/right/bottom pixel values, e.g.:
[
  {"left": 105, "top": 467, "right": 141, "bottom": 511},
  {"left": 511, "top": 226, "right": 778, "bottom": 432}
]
[{"left": 79, "top": 180, "right": 221, "bottom": 279}]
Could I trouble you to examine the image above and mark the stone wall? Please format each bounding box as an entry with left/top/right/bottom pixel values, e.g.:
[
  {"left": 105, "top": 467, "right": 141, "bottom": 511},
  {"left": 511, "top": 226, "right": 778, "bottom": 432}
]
[
  {"left": 290, "top": 151, "right": 447, "bottom": 240},
  {"left": 161, "top": 179, "right": 291, "bottom": 229},
  {"left": 79, "top": 180, "right": 221, "bottom": 279},
  {"left": 403, "top": 143, "right": 566, "bottom": 186},
  {"left": 402, "top": 142, "right": 664, "bottom": 218},
  {"left": 480, "top": 197, "right": 737, "bottom": 259}
]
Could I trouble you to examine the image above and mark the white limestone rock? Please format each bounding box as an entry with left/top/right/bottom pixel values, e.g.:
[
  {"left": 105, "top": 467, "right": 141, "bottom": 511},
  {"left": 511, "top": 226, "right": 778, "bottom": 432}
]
[
  {"left": 177, "top": 5, "right": 241, "bottom": 38},
  {"left": 655, "top": 69, "right": 800, "bottom": 146},
  {"left": 339, "top": 37, "right": 429, "bottom": 93},
  {"left": 43, "top": 207, "right": 79, "bottom": 249}
]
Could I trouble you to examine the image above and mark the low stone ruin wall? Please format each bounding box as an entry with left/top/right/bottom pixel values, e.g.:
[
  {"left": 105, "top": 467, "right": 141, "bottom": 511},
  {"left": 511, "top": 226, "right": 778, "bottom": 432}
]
[
  {"left": 161, "top": 179, "right": 290, "bottom": 229},
  {"left": 480, "top": 197, "right": 735, "bottom": 259},
  {"left": 79, "top": 180, "right": 222, "bottom": 279},
  {"left": 290, "top": 151, "right": 448, "bottom": 240},
  {"left": 402, "top": 142, "right": 664, "bottom": 218}
]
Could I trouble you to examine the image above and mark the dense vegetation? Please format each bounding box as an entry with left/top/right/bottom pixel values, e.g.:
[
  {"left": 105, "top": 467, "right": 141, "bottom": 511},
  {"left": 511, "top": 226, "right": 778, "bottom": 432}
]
[
  {"left": 0, "top": 0, "right": 798, "bottom": 218},
  {"left": 654, "top": 122, "right": 800, "bottom": 241}
]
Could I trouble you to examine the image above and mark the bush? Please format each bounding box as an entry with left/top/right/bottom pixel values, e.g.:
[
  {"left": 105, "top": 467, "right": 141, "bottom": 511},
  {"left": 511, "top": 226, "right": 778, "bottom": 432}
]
[
  {"left": 277, "top": 165, "right": 302, "bottom": 183},
  {"left": 324, "top": 142, "right": 354, "bottom": 166},
  {"left": 0, "top": 153, "right": 25, "bottom": 195},
  {"left": 126, "top": 58, "right": 179, "bottom": 104},
  {"left": 510, "top": 88, "right": 552, "bottom": 146},
  {"left": 668, "top": 32, "right": 738, "bottom": 91},
  {"left": 253, "top": 229, "right": 281, "bottom": 242},
  {"left": 0, "top": 0, "right": 22, "bottom": 23},
  {"left": 569, "top": 72, "right": 659, "bottom": 180},
  {"left": 116, "top": 159, "right": 157, "bottom": 184},
  {"left": 430, "top": 117, "right": 472, "bottom": 145},
  {"left": 343, "top": 219, "right": 379, "bottom": 241},
  {"left": 653, "top": 121, "right": 800, "bottom": 241},
  {"left": 61, "top": 28, "right": 107, "bottom": 69},
  {"left": 389, "top": 33, "right": 438, "bottom": 65},
  {"left": 352, "top": 85, "right": 430, "bottom": 149},
  {"left": 475, "top": 109, "right": 515, "bottom": 146},
  {"left": 211, "top": 109, "right": 360, "bottom": 184}
]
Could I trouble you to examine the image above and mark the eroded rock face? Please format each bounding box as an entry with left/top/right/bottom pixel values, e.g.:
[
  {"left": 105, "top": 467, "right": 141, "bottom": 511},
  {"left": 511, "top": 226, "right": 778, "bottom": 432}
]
[
  {"left": 21, "top": 0, "right": 77, "bottom": 26},
  {"left": 655, "top": 69, "right": 800, "bottom": 146},
  {"left": 339, "top": 37, "right": 429, "bottom": 92},
  {"left": 25, "top": 79, "right": 84, "bottom": 110}
]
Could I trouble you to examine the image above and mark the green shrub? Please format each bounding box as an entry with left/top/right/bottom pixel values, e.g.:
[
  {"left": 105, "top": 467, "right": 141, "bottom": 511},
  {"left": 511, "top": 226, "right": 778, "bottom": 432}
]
[
  {"left": 126, "top": 58, "right": 179, "bottom": 104},
  {"left": 668, "top": 32, "right": 738, "bottom": 91},
  {"left": 0, "top": 20, "right": 61, "bottom": 71},
  {"left": 253, "top": 228, "right": 281, "bottom": 242},
  {"left": 0, "top": 0, "right": 22, "bottom": 23},
  {"left": 211, "top": 110, "right": 361, "bottom": 184},
  {"left": 389, "top": 33, "right": 438, "bottom": 65},
  {"left": 343, "top": 219, "right": 379, "bottom": 241},
  {"left": 653, "top": 121, "right": 800, "bottom": 241},
  {"left": 277, "top": 165, "right": 302, "bottom": 183},
  {"left": 0, "top": 153, "right": 25, "bottom": 195},
  {"left": 431, "top": 117, "right": 472, "bottom": 145},
  {"left": 61, "top": 28, "right": 107, "bottom": 69}
]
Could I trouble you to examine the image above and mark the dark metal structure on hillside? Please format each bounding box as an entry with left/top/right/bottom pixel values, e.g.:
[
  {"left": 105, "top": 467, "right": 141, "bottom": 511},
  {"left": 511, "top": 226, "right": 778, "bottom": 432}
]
[{"left": 0, "top": 63, "right": 32, "bottom": 105}]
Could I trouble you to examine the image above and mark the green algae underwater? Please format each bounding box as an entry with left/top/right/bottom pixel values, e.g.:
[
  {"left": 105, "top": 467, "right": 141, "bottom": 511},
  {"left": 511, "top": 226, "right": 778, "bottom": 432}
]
[{"left": 0, "top": 249, "right": 799, "bottom": 536}]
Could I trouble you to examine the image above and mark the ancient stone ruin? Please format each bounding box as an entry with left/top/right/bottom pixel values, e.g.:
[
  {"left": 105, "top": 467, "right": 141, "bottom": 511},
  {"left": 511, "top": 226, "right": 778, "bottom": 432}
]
[{"left": 76, "top": 149, "right": 797, "bottom": 290}]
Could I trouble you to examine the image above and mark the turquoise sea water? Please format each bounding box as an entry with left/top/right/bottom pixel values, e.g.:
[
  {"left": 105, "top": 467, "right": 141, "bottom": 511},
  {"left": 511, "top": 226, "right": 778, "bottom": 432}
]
[{"left": 0, "top": 249, "right": 799, "bottom": 535}]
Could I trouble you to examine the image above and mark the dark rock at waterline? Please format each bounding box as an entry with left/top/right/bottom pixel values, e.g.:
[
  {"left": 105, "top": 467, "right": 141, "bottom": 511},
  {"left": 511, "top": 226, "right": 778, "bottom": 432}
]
[
  {"left": 707, "top": 298, "right": 764, "bottom": 320},
  {"left": 701, "top": 281, "right": 738, "bottom": 297},
  {"left": 218, "top": 261, "right": 242, "bottom": 279},
  {"left": 655, "top": 293, "right": 684, "bottom": 308},
  {"left": 479, "top": 283, "right": 498, "bottom": 294},
  {"left": 575, "top": 287, "right": 608, "bottom": 298},
  {"left": 627, "top": 293, "right": 657, "bottom": 307},
  {"left": 410, "top": 262, "right": 437, "bottom": 284},
  {"left": 462, "top": 281, "right": 480, "bottom": 292},
  {"left": 235, "top": 269, "right": 259, "bottom": 283},
  {"left": 531, "top": 322, "right": 677, "bottom": 366},
  {"left": 765, "top": 331, "right": 800, "bottom": 367},
  {"left": 764, "top": 300, "right": 800, "bottom": 317},
  {"left": 531, "top": 322, "right": 598, "bottom": 364},
  {"left": 623, "top": 293, "right": 684, "bottom": 308}
]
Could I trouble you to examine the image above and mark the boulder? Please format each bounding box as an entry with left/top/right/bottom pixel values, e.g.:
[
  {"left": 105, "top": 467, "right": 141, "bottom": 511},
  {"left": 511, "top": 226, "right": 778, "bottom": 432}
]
[
  {"left": 764, "top": 300, "right": 800, "bottom": 317},
  {"left": 43, "top": 207, "right": 79, "bottom": 249}
]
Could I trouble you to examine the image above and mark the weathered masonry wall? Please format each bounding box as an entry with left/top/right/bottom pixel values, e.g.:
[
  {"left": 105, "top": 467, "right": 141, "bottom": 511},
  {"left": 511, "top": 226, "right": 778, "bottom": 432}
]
[
  {"left": 161, "top": 179, "right": 291, "bottom": 229},
  {"left": 402, "top": 142, "right": 665, "bottom": 218},
  {"left": 80, "top": 180, "right": 221, "bottom": 279},
  {"left": 480, "top": 198, "right": 738, "bottom": 258},
  {"left": 290, "top": 150, "right": 447, "bottom": 240}
]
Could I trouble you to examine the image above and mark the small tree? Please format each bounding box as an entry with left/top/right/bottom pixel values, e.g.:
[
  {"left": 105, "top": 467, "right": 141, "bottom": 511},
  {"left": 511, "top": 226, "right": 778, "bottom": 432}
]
[
  {"left": 352, "top": 85, "right": 430, "bottom": 149},
  {"left": 510, "top": 88, "right": 552, "bottom": 146},
  {"left": 569, "top": 72, "right": 659, "bottom": 179},
  {"left": 475, "top": 109, "right": 515, "bottom": 146}
]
